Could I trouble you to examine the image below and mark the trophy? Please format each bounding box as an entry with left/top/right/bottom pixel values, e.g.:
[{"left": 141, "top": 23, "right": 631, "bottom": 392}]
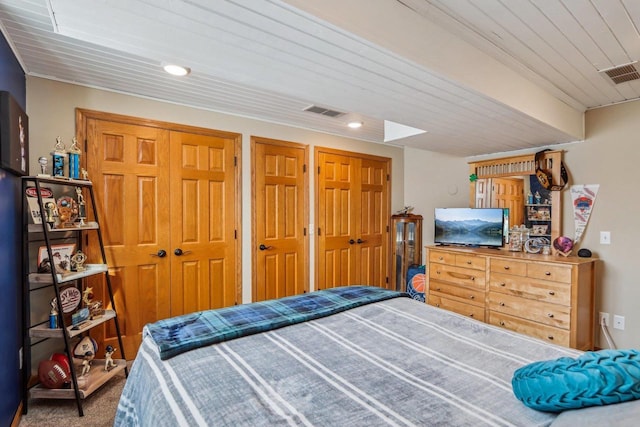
[
  {"left": 49, "top": 299, "right": 58, "bottom": 329},
  {"left": 76, "top": 187, "right": 87, "bottom": 226},
  {"left": 70, "top": 250, "right": 87, "bottom": 272},
  {"left": 44, "top": 201, "right": 57, "bottom": 228},
  {"left": 68, "top": 137, "right": 81, "bottom": 179},
  {"left": 51, "top": 137, "right": 67, "bottom": 178}
]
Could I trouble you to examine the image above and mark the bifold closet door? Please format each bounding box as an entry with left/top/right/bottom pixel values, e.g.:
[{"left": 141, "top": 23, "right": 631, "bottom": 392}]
[
  {"left": 316, "top": 148, "right": 390, "bottom": 290},
  {"left": 82, "top": 110, "right": 240, "bottom": 357}
]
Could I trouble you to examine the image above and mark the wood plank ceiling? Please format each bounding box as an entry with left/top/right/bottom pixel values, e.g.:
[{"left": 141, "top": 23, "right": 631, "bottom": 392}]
[{"left": 0, "top": 0, "right": 638, "bottom": 157}]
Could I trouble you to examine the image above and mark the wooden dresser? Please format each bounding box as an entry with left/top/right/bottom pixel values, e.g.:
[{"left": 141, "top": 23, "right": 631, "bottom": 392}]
[{"left": 426, "top": 245, "right": 597, "bottom": 350}]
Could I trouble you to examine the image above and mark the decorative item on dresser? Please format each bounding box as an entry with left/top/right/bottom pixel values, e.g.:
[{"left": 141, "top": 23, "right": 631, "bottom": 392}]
[{"left": 426, "top": 245, "right": 597, "bottom": 350}]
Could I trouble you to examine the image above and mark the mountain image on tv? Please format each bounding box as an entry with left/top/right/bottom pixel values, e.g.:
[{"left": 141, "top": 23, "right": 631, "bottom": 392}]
[{"left": 434, "top": 208, "right": 504, "bottom": 247}]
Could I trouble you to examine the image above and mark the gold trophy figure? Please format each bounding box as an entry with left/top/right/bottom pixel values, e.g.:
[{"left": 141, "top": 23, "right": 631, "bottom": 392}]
[{"left": 76, "top": 187, "right": 87, "bottom": 226}]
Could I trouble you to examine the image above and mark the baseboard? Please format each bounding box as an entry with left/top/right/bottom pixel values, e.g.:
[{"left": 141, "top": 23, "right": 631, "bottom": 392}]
[{"left": 11, "top": 401, "right": 23, "bottom": 427}]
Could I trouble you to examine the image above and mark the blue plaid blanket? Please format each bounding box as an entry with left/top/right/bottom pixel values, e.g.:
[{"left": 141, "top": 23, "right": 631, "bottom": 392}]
[{"left": 145, "top": 285, "right": 407, "bottom": 360}]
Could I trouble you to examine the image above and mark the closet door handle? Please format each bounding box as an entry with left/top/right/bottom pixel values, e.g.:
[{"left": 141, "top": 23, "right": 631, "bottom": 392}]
[
  {"left": 150, "top": 249, "right": 167, "bottom": 258},
  {"left": 174, "top": 248, "right": 192, "bottom": 256},
  {"left": 349, "top": 239, "right": 356, "bottom": 245},
  {"left": 357, "top": 239, "right": 366, "bottom": 244},
  {"left": 259, "top": 244, "right": 272, "bottom": 251}
]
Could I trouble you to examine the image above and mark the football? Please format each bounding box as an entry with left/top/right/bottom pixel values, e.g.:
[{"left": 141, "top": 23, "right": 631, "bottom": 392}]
[
  {"left": 73, "top": 336, "right": 98, "bottom": 358},
  {"left": 50, "top": 352, "right": 71, "bottom": 375},
  {"left": 38, "top": 359, "right": 69, "bottom": 389}
]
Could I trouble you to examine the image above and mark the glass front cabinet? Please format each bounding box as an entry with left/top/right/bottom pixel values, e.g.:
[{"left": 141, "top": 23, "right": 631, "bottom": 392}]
[{"left": 391, "top": 214, "right": 423, "bottom": 291}]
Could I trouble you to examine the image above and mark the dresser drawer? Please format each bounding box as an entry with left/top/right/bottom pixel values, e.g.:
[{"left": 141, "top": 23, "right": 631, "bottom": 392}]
[
  {"left": 527, "top": 263, "right": 572, "bottom": 284},
  {"left": 455, "top": 254, "right": 486, "bottom": 270},
  {"left": 488, "top": 292, "right": 570, "bottom": 329},
  {"left": 428, "top": 294, "right": 485, "bottom": 321},
  {"left": 489, "top": 311, "right": 570, "bottom": 347},
  {"left": 430, "top": 280, "right": 484, "bottom": 307},
  {"left": 489, "top": 272, "right": 571, "bottom": 305},
  {"left": 490, "top": 258, "right": 527, "bottom": 276},
  {"left": 429, "top": 250, "right": 455, "bottom": 265},
  {"left": 429, "top": 263, "right": 486, "bottom": 289}
]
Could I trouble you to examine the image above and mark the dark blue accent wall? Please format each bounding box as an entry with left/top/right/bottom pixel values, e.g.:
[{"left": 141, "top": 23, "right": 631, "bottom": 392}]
[{"left": 0, "top": 30, "right": 26, "bottom": 426}]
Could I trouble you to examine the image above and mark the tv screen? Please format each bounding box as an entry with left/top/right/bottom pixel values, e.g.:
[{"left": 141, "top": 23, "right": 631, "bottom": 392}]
[{"left": 434, "top": 208, "right": 504, "bottom": 247}]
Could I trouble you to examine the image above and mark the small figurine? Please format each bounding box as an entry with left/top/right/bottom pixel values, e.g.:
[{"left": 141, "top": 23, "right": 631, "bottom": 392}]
[
  {"left": 81, "top": 351, "right": 94, "bottom": 376},
  {"left": 534, "top": 191, "right": 542, "bottom": 204},
  {"left": 80, "top": 168, "right": 89, "bottom": 180},
  {"left": 104, "top": 345, "right": 118, "bottom": 371}
]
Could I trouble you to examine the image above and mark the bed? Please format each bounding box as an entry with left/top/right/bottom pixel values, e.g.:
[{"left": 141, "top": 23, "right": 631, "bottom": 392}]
[{"left": 114, "top": 286, "right": 640, "bottom": 426}]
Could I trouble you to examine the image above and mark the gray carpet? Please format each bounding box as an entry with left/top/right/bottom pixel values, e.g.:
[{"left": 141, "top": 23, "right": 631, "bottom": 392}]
[{"left": 19, "top": 369, "right": 127, "bottom": 427}]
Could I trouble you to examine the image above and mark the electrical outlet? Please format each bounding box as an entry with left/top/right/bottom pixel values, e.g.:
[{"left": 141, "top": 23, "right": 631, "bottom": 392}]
[
  {"left": 613, "top": 315, "right": 625, "bottom": 330},
  {"left": 600, "top": 231, "right": 611, "bottom": 244},
  {"left": 599, "top": 312, "right": 610, "bottom": 326}
]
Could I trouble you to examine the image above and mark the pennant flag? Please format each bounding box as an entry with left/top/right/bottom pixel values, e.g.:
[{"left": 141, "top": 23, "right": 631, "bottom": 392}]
[{"left": 570, "top": 184, "right": 599, "bottom": 245}]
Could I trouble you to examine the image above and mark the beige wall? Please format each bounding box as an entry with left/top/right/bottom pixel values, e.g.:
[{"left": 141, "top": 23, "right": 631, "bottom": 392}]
[
  {"left": 26, "top": 77, "right": 404, "bottom": 303},
  {"left": 405, "top": 100, "right": 640, "bottom": 350}
]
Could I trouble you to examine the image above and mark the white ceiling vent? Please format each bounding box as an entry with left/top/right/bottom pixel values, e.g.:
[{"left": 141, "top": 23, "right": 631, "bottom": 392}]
[
  {"left": 303, "top": 105, "right": 346, "bottom": 118},
  {"left": 600, "top": 62, "right": 640, "bottom": 84}
]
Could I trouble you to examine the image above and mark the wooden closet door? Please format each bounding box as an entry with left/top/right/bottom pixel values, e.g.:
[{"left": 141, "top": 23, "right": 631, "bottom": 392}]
[
  {"left": 85, "top": 118, "right": 171, "bottom": 356},
  {"left": 357, "top": 158, "right": 389, "bottom": 288},
  {"left": 317, "top": 151, "right": 358, "bottom": 289},
  {"left": 316, "top": 148, "right": 390, "bottom": 290},
  {"left": 252, "top": 137, "right": 308, "bottom": 301},
  {"left": 81, "top": 110, "right": 241, "bottom": 358},
  {"left": 169, "top": 131, "right": 239, "bottom": 316}
]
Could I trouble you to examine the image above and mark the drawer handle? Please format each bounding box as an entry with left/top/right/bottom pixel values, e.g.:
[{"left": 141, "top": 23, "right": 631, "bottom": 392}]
[
  {"left": 499, "top": 282, "right": 506, "bottom": 287},
  {"left": 500, "top": 302, "right": 505, "bottom": 306},
  {"left": 436, "top": 287, "right": 441, "bottom": 291},
  {"left": 499, "top": 321, "right": 505, "bottom": 326},
  {"left": 469, "top": 313, "right": 474, "bottom": 317},
  {"left": 548, "top": 291, "right": 555, "bottom": 296},
  {"left": 547, "top": 313, "right": 554, "bottom": 318},
  {"left": 469, "top": 295, "right": 475, "bottom": 300},
  {"left": 545, "top": 271, "right": 551, "bottom": 276},
  {"left": 466, "top": 260, "right": 472, "bottom": 265},
  {"left": 470, "top": 276, "right": 475, "bottom": 281},
  {"left": 548, "top": 336, "right": 554, "bottom": 340},
  {"left": 504, "top": 266, "right": 510, "bottom": 270},
  {"left": 438, "top": 257, "right": 444, "bottom": 261},
  {"left": 436, "top": 271, "right": 441, "bottom": 275},
  {"left": 435, "top": 303, "right": 440, "bottom": 307}
]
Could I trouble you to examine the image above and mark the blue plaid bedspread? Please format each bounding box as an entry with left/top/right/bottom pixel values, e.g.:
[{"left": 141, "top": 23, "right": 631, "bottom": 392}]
[{"left": 144, "top": 285, "right": 407, "bottom": 360}]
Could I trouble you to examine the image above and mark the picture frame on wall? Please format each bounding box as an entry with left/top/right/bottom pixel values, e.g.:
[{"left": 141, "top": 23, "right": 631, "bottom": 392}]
[{"left": 0, "top": 91, "right": 29, "bottom": 176}]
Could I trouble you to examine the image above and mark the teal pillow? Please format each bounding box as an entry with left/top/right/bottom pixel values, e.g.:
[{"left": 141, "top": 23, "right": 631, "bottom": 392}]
[{"left": 512, "top": 349, "right": 640, "bottom": 412}]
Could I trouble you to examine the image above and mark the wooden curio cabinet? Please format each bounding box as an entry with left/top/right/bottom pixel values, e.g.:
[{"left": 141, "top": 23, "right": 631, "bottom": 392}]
[{"left": 390, "top": 214, "right": 422, "bottom": 291}]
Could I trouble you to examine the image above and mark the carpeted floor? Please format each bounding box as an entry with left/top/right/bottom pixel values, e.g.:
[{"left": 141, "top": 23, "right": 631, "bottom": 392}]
[{"left": 18, "top": 368, "right": 127, "bottom": 427}]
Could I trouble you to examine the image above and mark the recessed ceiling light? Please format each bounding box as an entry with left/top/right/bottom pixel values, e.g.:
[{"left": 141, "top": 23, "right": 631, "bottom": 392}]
[
  {"left": 347, "top": 121, "right": 363, "bottom": 129},
  {"left": 163, "top": 64, "right": 191, "bottom": 76}
]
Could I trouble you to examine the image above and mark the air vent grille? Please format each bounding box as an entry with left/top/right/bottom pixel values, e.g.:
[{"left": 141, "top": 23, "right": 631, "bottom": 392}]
[
  {"left": 601, "top": 62, "right": 640, "bottom": 84},
  {"left": 303, "top": 105, "right": 345, "bottom": 118}
]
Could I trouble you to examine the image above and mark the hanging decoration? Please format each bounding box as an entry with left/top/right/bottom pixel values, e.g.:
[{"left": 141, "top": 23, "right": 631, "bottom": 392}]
[{"left": 570, "top": 184, "right": 599, "bottom": 245}]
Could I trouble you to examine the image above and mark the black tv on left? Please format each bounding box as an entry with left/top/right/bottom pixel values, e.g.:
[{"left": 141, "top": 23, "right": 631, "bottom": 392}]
[{"left": 434, "top": 207, "right": 504, "bottom": 248}]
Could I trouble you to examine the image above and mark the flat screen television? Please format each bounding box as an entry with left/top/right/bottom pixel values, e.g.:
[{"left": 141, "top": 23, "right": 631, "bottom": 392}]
[{"left": 434, "top": 207, "right": 505, "bottom": 248}]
